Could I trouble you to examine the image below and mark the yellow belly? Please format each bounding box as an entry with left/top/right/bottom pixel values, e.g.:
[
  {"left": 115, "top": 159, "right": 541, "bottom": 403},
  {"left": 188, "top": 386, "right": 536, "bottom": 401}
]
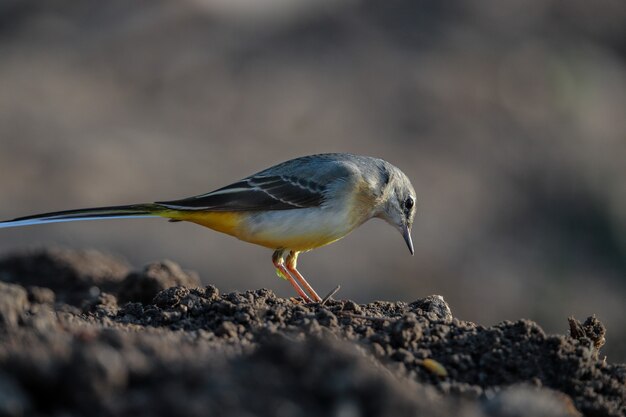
[{"left": 242, "top": 232, "right": 343, "bottom": 251}]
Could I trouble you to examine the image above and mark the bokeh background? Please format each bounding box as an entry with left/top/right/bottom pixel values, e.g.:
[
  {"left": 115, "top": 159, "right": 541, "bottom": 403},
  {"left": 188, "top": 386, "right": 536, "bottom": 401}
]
[{"left": 1, "top": 1, "right": 625, "bottom": 359}]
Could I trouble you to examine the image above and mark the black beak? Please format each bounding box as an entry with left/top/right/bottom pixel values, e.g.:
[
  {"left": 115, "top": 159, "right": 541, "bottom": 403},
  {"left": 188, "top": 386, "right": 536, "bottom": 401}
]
[{"left": 402, "top": 224, "right": 414, "bottom": 255}]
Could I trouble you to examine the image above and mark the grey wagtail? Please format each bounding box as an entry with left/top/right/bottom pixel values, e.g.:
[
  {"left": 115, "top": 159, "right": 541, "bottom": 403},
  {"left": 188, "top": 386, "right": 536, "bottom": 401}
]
[{"left": 0, "top": 153, "right": 416, "bottom": 303}]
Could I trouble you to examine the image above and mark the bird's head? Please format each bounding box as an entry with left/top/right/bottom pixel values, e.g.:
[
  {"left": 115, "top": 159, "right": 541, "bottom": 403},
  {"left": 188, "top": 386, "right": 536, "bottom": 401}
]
[{"left": 376, "top": 166, "right": 417, "bottom": 255}]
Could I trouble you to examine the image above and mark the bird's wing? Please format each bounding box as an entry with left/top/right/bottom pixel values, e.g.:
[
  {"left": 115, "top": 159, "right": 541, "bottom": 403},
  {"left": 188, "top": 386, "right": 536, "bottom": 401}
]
[
  {"left": 157, "top": 155, "right": 360, "bottom": 212},
  {"left": 156, "top": 175, "right": 329, "bottom": 211}
]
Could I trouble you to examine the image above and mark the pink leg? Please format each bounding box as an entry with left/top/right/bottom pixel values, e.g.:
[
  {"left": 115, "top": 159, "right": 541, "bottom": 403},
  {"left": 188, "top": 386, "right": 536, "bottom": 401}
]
[
  {"left": 286, "top": 251, "right": 322, "bottom": 303},
  {"left": 272, "top": 251, "right": 312, "bottom": 303}
]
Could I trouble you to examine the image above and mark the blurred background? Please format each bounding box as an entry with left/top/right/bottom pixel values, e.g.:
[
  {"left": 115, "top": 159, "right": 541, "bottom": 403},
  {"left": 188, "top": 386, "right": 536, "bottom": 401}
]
[{"left": 1, "top": 0, "right": 625, "bottom": 359}]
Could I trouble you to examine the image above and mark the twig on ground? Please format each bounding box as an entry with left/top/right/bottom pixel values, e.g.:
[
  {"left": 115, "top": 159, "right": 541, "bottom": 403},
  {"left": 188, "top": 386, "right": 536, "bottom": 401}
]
[{"left": 321, "top": 285, "right": 341, "bottom": 305}]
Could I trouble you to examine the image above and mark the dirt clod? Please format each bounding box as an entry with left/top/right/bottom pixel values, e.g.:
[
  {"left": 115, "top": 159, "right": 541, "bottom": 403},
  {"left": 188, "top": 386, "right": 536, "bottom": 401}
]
[
  {"left": 569, "top": 316, "right": 607, "bottom": 356},
  {"left": 117, "top": 260, "right": 201, "bottom": 304},
  {"left": 0, "top": 248, "right": 128, "bottom": 305}
]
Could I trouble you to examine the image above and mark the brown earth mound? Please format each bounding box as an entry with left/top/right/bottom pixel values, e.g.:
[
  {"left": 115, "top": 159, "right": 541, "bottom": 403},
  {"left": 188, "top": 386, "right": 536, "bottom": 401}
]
[{"left": 0, "top": 249, "right": 624, "bottom": 417}]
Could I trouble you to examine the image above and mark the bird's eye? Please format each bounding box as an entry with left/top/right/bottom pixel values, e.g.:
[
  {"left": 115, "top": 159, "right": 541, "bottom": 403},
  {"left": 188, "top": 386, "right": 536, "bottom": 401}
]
[{"left": 404, "top": 197, "right": 414, "bottom": 211}]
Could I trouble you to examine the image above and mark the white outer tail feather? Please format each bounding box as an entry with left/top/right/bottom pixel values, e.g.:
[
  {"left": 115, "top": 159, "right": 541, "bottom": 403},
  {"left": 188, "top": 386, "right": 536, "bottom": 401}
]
[{"left": 0, "top": 214, "right": 157, "bottom": 229}]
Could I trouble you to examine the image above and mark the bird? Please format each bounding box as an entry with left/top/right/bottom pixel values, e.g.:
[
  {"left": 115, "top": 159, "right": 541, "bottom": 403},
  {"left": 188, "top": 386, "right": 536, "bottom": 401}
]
[{"left": 0, "top": 153, "right": 416, "bottom": 303}]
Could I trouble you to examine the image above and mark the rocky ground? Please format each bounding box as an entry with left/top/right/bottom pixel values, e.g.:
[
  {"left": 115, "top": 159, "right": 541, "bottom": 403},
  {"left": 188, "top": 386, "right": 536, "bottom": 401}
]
[{"left": 0, "top": 248, "right": 624, "bottom": 417}]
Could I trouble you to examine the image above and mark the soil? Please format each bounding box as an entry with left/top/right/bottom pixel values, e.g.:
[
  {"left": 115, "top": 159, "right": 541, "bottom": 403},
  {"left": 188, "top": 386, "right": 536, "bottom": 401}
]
[{"left": 0, "top": 248, "right": 624, "bottom": 417}]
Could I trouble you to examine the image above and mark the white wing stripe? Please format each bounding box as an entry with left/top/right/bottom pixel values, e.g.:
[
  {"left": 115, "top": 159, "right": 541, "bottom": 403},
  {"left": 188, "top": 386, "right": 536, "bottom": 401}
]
[
  {"left": 255, "top": 187, "right": 306, "bottom": 208},
  {"left": 199, "top": 187, "right": 251, "bottom": 196}
]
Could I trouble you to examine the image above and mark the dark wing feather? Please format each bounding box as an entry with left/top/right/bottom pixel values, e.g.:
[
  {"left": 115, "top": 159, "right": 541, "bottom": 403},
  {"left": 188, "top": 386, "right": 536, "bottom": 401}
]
[{"left": 156, "top": 175, "right": 326, "bottom": 211}]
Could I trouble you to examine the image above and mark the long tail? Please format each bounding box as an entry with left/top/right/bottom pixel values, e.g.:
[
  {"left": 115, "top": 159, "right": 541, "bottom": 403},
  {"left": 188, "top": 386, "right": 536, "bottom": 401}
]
[{"left": 0, "top": 204, "right": 166, "bottom": 229}]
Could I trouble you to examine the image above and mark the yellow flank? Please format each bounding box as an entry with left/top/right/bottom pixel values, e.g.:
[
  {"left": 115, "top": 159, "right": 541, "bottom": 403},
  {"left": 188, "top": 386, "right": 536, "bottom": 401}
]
[{"left": 164, "top": 210, "right": 245, "bottom": 237}]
